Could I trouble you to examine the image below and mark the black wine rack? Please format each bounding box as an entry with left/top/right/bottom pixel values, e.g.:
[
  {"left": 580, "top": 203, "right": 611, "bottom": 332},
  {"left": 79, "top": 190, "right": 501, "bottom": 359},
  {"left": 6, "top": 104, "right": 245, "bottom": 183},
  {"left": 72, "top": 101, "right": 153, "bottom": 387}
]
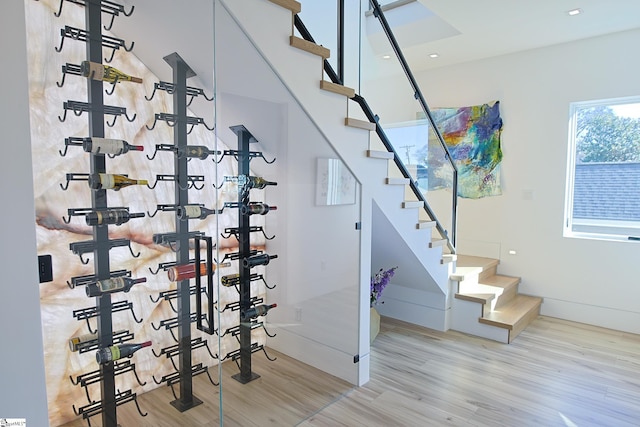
[
  {"left": 220, "top": 125, "right": 278, "bottom": 383},
  {"left": 54, "top": 1, "right": 146, "bottom": 426},
  {"left": 145, "top": 52, "right": 217, "bottom": 412}
]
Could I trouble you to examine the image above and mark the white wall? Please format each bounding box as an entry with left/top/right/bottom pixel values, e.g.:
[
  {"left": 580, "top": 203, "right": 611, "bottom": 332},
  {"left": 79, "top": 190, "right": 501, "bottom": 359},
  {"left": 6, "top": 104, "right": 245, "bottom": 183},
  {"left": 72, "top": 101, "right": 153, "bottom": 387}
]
[
  {"left": 367, "top": 29, "right": 640, "bottom": 333},
  {"left": 0, "top": 1, "right": 50, "bottom": 424}
]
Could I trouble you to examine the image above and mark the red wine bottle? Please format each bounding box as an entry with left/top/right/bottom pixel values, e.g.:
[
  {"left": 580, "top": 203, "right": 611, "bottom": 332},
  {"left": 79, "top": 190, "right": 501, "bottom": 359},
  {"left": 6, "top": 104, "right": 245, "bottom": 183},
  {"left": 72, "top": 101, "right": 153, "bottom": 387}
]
[
  {"left": 85, "top": 208, "right": 145, "bottom": 226},
  {"left": 240, "top": 202, "right": 277, "bottom": 216},
  {"left": 243, "top": 253, "right": 278, "bottom": 268},
  {"left": 167, "top": 261, "right": 231, "bottom": 282},
  {"left": 176, "top": 205, "right": 218, "bottom": 220},
  {"left": 96, "top": 341, "right": 151, "bottom": 364},
  {"left": 88, "top": 173, "right": 148, "bottom": 191},
  {"left": 86, "top": 277, "right": 146, "bottom": 297},
  {"left": 177, "top": 145, "right": 219, "bottom": 160},
  {"left": 241, "top": 303, "right": 277, "bottom": 321},
  {"left": 82, "top": 137, "right": 143, "bottom": 156}
]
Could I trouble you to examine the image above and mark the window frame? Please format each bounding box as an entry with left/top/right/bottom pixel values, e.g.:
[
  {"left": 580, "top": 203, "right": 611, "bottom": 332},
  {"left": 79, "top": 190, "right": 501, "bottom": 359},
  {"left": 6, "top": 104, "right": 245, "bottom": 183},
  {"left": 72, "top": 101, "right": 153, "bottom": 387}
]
[{"left": 564, "top": 95, "right": 640, "bottom": 242}]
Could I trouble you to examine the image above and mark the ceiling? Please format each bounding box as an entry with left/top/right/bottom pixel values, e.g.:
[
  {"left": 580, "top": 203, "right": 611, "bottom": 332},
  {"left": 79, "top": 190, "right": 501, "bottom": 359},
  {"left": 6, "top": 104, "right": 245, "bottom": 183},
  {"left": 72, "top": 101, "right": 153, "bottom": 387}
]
[
  {"left": 369, "top": 0, "right": 640, "bottom": 72},
  {"left": 112, "top": 0, "right": 640, "bottom": 96}
]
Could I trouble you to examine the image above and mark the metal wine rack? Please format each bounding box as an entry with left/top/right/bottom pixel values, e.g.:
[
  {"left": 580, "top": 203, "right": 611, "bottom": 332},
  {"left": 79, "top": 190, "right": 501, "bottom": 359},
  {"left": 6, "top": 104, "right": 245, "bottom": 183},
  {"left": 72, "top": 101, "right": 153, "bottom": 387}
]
[
  {"left": 219, "top": 125, "right": 278, "bottom": 383},
  {"left": 145, "top": 52, "right": 217, "bottom": 411},
  {"left": 54, "top": 0, "right": 145, "bottom": 426}
]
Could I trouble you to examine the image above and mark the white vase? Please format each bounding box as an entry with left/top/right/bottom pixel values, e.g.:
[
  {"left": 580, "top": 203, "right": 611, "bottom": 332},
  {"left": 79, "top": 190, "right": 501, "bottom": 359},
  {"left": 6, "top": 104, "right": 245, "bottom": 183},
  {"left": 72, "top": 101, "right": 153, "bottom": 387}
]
[{"left": 370, "top": 306, "right": 380, "bottom": 344}]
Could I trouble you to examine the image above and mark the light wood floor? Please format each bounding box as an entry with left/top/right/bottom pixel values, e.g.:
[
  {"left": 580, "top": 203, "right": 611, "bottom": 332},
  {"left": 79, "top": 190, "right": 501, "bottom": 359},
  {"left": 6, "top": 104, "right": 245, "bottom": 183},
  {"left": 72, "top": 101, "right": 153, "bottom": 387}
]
[{"left": 60, "top": 316, "right": 640, "bottom": 426}]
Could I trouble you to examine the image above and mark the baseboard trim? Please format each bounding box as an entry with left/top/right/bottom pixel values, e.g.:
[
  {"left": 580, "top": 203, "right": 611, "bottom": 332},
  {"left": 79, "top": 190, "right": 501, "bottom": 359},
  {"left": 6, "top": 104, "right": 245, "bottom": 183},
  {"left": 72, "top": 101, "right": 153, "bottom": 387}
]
[{"left": 541, "top": 297, "right": 640, "bottom": 335}]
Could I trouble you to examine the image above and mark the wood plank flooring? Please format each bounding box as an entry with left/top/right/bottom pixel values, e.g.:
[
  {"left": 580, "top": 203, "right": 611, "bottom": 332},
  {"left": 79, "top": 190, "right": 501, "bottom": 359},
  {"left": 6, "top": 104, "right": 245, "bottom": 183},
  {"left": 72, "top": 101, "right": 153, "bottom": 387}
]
[{"left": 60, "top": 316, "right": 640, "bottom": 426}]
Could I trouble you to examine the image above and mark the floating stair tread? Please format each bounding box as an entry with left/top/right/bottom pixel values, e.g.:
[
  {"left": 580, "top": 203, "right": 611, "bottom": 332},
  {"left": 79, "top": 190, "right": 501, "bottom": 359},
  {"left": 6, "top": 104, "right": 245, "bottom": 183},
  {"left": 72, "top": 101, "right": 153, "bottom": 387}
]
[
  {"left": 268, "top": 0, "right": 301, "bottom": 14},
  {"left": 346, "top": 117, "right": 376, "bottom": 130},
  {"left": 367, "top": 150, "right": 394, "bottom": 159},
  {"left": 402, "top": 200, "right": 423, "bottom": 209},
  {"left": 455, "top": 293, "right": 496, "bottom": 304},
  {"left": 441, "top": 254, "right": 457, "bottom": 264},
  {"left": 290, "top": 36, "right": 330, "bottom": 58},
  {"left": 386, "top": 177, "right": 410, "bottom": 185},
  {"left": 320, "top": 80, "right": 356, "bottom": 98},
  {"left": 479, "top": 295, "right": 542, "bottom": 330},
  {"left": 429, "top": 238, "right": 447, "bottom": 248},
  {"left": 416, "top": 220, "right": 436, "bottom": 230}
]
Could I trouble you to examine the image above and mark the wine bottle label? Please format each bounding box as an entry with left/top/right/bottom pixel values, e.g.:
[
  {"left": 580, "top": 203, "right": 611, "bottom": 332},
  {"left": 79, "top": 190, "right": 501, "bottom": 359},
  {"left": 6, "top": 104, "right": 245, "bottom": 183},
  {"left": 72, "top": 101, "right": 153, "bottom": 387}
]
[
  {"left": 109, "top": 345, "right": 120, "bottom": 361},
  {"left": 100, "top": 173, "right": 116, "bottom": 189},
  {"left": 95, "top": 211, "right": 104, "bottom": 224},
  {"left": 183, "top": 205, "right": 202, "bottom": 218},
  {"left": 187, "top": 146, "right": 205, "bottom": 158},
  {"left": 97, "top": 278, "right": 125, "bottom": 292},
  {"left": 88, "top": 138, "right": 125, "bottom": 155},
  {"left": 85, "top": 61, "right": 106, "bottom": 81}
]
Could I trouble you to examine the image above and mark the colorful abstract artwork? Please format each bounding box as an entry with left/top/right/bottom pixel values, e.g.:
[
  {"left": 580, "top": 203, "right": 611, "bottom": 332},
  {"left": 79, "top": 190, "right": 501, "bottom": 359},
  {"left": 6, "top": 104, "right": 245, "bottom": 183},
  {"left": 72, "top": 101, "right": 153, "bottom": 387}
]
[{"left": 429, "top": 101, "right": 503, "bottom": 198}]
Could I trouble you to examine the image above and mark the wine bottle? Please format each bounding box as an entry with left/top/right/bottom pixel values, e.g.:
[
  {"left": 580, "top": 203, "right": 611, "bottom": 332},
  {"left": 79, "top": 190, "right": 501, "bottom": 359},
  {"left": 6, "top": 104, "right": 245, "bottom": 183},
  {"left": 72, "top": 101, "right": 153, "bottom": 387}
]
[
  {"left": 85, "top": 208, "right": 145, "bottom": 226},
  {"left": 85, "top": 277, "right": 146, "bottom": 297},
  {"left": 241, "top": 303, "right": 277, "bottom": 321},
  {"left": 96, "top": 341, "right": 152, "bottom": 364},
  {"left": 167, "top": 261, "right": 231, "bottom": 282},
  {"left": 82, "top": 137, "right": 144, "bottom": 156},
  {"left": 177, "top": 145, "right": 218, "bottom": 160},
  {"left": 245, "top": 176, "right": 277, "bottom": 189},
  {"left": 220, "top": 273, "right": 240, "bottom": 287},
  {"left": 176, "top": 205, "right": 218, "bottom": 220},
  {"left": 81, "top": 60, "right": 143, "bottom": 84},
  {"left": 243, "top": 253, "right": 278, "bottom": 268},
  {"left": 88, "top": 173, "right": 148, "bottom": 191},
  {"left": 241, "top": 202, "right": 277, "bottom": 216},
  {"left": 68, "top": 329, "right": 127, "bottom": 352},
  {"left": 68, "top": 331, "right": 98, "bottom": 352}
]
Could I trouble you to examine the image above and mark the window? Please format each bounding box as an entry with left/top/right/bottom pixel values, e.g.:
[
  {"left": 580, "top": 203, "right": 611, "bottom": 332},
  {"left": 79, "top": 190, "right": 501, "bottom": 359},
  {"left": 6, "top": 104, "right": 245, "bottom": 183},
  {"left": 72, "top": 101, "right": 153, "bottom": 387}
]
[{"left": 565, "top": 96, "right": 640, "bottom": 241}]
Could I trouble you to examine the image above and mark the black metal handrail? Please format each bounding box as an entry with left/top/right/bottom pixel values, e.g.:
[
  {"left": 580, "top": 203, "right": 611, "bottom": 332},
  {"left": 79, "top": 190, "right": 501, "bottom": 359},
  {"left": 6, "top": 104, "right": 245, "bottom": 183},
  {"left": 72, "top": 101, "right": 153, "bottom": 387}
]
[{"left": 294, "top": 8, "right": 456, "bottom": 252}]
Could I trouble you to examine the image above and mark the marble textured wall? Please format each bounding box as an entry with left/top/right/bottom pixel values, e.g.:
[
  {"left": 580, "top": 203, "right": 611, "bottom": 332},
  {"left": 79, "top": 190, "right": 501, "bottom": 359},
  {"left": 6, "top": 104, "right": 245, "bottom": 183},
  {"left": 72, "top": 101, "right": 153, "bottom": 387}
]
[{"left": 25, "top": 1, "right": 266, "bottom": 425}]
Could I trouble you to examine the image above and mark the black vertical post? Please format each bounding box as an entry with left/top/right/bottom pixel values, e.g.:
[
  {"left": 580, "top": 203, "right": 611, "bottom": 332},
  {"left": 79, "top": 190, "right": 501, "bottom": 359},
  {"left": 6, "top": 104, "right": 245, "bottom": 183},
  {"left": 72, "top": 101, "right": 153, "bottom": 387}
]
[
  {"left": 165, "top": 52, "right": 203, "bottom": 411},
  {"left": 231, "top": 125, "right": 260, "bottom": 384},
  {"left": 85, "top": 1, "right": 116, "bottom": 426},
  {"left": 337, "top": 0, "right": 345, "bottom": 84}
]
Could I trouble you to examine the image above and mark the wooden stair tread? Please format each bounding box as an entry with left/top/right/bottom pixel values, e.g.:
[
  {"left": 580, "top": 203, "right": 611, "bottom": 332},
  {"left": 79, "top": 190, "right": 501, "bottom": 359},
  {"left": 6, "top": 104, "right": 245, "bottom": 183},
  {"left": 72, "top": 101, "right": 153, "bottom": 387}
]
[
  {"left": 429, "top": 238, "right": 447, "bottom": 248},
  {"left": 456, "top": 255, "right": 499, "bottom": 271},
  {"left": 346, "top": 117, "right": 376, "bottom": 130},
  {"left": 268, "top": 0, "right": 301, "bottom": 14},
  {"left": 455, "top": 293, "right": 496, "bottom": 304},
  {"left": 367, "top": 149, "right": 394, "bottom": 159},
  {"left": 402, "top": 200, "right": 423, "bottom": 209},
  {"left": 320, "top": 80, "right": 356, "bottom": 98},
  {"left": 416, "top": 220, "right": 435, "bottom": 230},
  {"left": 479, "top": 295, "right": 542, "bottom": 329},
  {"left": 290, "top": 36, "right": 330, "bottom": 58},
  {"left": 480, "top": 274, "right": 520, "bottom": 289},
  {"left": 385, "top": 177, "right": 410, "bottom": 185}
]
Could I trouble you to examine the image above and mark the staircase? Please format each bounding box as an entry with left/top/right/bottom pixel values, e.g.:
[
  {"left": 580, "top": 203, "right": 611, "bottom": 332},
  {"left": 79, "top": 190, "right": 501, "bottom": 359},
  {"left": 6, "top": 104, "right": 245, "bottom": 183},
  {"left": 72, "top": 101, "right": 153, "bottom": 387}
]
[
  {"left": 451, "top": 255, "right": 542, "bottom": 343},
  {"left": 227, "top": 0, "right": 541, "bottom": 343}
]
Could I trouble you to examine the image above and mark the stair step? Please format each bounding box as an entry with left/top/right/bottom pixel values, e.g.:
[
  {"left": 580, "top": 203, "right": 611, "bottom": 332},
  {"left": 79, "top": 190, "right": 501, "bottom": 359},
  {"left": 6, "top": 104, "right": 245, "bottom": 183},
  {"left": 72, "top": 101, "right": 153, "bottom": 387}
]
[
  {"left": 416, "top": 220, "right": 435, "bottom": 230},
  {"left": 290, "top": 36, "right": 330, "bottom": 58},
  {"left": 479, "top": 295, "right": 542, "bottom": 343},
  {"left": 453, "top": 255, "right": 499, "bottom": 281},
  {"left": 429, "top": 238, "right": 447, "bottom": 248},
  {"left": 268, "top": 0, "right": 301, "bottom": 13},
  {"left": 367, "top": 150, "right": 394, "bottom": 159},
  {"left": 441, "top": 254, "right": 457, "bottom": 264},
  {"left": 402, "top": 200, "right": 423, "bottom": 209},
  {"left": 386, "top": 177, "right": 410, "bottom": 185},
  {"left": 320, "top": 80, "right": 356, "bottom": 98},
  {"left": 346, "top": 117, "right": 376, "bottom": 130}
]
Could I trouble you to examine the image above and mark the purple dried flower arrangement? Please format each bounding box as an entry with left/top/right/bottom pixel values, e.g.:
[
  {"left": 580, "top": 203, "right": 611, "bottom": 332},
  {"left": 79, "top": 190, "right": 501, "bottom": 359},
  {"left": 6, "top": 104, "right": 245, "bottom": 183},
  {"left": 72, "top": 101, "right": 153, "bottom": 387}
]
[{"left": 370, "top": 266, "right": 397, "bottom": 307}]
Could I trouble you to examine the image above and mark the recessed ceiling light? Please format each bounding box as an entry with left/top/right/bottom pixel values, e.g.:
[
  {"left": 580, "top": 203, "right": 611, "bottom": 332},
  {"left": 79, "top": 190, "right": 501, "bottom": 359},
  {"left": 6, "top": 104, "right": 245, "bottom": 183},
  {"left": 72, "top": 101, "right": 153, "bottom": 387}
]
[
  {"left": 429, "top": 53, "right": 439, "bottom": 58},
  {"left": 568, "top": 8, "right": 582, "bottom": 16},
  {"left": 382, "top": 55, "right": 391, "bottom": 60}
]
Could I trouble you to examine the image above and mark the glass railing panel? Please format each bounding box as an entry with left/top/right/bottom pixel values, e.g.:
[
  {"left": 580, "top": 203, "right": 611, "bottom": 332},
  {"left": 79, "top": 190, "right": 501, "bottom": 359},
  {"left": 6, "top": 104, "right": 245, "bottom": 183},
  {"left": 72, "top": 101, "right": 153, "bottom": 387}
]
[{"left": 355, "top": 0, "right": 456, "bottom": 245}]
